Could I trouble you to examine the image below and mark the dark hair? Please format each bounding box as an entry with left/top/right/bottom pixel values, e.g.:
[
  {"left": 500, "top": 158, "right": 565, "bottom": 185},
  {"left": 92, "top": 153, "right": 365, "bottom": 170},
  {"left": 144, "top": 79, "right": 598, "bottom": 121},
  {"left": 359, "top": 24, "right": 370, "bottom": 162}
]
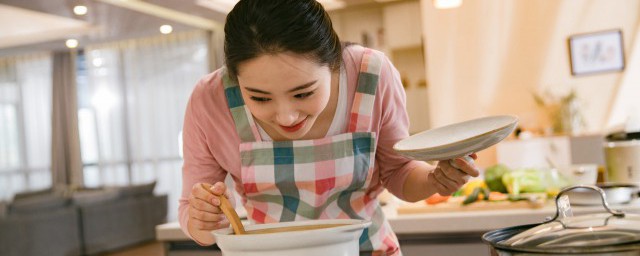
[{"left": 224, "top": 0, "right": 342, "bottom": 80}]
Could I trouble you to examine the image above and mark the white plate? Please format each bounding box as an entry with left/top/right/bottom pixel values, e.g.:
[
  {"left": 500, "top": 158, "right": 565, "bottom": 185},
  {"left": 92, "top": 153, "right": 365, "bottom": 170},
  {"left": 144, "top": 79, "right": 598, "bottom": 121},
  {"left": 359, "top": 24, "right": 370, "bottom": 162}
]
[{"left": 394, "top": 115, "right": 518, "bottom": 161}]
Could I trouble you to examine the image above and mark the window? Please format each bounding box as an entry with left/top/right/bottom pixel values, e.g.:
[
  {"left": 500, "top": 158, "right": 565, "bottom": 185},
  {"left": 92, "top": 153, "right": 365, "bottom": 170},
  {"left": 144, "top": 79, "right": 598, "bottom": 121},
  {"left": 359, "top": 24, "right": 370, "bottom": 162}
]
[
  {"left": 78, "top": 31, "right": 209, "bottom": 220},
  {"left": 0, "top": 54, "right": 53, "bottom": 200}
]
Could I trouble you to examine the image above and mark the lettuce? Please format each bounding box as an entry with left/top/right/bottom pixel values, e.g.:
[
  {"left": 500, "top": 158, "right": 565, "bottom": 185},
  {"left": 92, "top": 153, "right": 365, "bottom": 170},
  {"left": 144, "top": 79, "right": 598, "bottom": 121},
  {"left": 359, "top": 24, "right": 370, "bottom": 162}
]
[
  {"left": 501, "top": 168, "right": 546, "bottom": 196},
  {"left": 484, "top": 164, "right": 510, "bottom": 193}
]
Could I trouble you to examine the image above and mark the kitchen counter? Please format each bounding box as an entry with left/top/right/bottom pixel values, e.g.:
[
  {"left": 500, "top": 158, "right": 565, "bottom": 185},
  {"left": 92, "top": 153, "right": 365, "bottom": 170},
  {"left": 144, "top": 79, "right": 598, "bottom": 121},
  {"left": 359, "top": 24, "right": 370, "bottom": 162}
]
[
  {"left": 156, "top": 199, "right": 640, "bottom": 256},
  {"left": 385, "top": 198, "right": 640, "bottom": 235}
]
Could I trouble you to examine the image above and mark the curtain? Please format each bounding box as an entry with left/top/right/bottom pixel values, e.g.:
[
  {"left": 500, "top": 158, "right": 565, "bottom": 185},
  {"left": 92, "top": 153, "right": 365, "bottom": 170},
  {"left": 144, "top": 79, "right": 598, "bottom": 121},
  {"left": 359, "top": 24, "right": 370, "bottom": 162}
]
[
  {"left": 0, "top": 53, "right": 52, "bottom": 200},
  {"left": 80, "top": 30, "right": 211, "bottom": 220},
  {"left": 51, "top": 51, "right": 83, "bottom": 187}
]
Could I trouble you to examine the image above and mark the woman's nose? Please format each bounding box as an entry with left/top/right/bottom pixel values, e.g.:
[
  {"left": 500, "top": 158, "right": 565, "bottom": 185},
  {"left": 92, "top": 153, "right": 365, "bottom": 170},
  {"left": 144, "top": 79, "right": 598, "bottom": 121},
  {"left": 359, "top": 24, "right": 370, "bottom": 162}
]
[{"left": 275, "top": 106, "right": 298, "bottom": 126}]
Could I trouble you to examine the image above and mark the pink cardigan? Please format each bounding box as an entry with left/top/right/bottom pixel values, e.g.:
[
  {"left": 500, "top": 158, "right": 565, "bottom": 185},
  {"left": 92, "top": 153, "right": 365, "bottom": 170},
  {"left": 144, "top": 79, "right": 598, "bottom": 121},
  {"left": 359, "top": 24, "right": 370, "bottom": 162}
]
[{"left": 179, "top": 46, "right": 423, "bottom": 240}]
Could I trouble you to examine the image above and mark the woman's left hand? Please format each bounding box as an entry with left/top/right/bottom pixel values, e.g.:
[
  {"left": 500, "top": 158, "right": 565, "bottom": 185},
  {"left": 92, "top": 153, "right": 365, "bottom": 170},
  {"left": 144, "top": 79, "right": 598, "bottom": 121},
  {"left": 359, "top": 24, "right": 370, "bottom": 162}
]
[{"left": 429, "top": 153, "right": 480, "bottom": 196}]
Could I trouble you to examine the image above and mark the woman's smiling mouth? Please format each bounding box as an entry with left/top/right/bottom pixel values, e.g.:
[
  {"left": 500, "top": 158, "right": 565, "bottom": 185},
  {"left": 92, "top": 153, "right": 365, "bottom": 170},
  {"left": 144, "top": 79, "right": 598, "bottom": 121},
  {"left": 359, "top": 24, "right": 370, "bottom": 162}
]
[{"left": 279, "top": 117, "right": 307, "bottom": 133}]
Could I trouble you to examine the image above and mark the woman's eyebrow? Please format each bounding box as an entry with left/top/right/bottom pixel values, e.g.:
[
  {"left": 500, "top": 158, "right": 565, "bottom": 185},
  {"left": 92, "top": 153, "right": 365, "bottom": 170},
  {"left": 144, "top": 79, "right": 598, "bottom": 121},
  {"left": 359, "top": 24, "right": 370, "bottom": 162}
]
[
  {"left": 244, "top": 80, "right": 317, "bottom": 94},
  {"left": 245, "top": 87, "right": 270, "bottom": 94},
  {"left": 287, "top": 80, "right": 317, "bottom": 93}
]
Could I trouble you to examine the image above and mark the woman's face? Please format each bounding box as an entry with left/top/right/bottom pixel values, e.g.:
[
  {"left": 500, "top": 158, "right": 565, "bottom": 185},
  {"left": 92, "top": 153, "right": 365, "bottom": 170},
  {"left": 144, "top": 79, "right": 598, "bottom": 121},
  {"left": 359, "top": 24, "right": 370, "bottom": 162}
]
[{"left": 237, "top": 52, "right": 332, "bottom": 141}]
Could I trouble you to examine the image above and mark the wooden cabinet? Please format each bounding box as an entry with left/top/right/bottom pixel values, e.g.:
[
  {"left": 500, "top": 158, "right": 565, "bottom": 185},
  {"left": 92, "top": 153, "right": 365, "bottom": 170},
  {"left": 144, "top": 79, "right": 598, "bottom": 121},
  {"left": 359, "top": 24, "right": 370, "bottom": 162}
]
[{"left": 382, "top": 1, "right": 423, "bottom": 50}]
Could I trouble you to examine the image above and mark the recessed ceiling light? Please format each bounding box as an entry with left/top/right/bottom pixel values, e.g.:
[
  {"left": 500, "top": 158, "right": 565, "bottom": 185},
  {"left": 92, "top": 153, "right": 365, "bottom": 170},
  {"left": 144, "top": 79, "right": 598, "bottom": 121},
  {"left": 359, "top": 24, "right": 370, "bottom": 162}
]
[
  {"left": 66, "top": 39, "right": 79, "bottom": 48},
  {"left": 195, "top": 0, "right": 238, "bottom": 13},
  {"left": 160, "top": 25, "right": 173, "bottom": 34},
  {"left": 73, "top": 5, "right": 88, "bottom": 15},
  {"left": 433, "top": 0, "right": 462, "bottom": 9}
]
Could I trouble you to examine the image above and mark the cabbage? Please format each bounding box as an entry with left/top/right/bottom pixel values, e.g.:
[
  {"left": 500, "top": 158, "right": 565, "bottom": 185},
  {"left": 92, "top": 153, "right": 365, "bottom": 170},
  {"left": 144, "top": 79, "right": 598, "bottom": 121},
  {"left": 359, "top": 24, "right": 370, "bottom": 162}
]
[
  {"left": 484, "top": 164, "right": 510, "bottom": 193},
  {"left": 501, "top": 168, "right": 546, "bottom": 196}
]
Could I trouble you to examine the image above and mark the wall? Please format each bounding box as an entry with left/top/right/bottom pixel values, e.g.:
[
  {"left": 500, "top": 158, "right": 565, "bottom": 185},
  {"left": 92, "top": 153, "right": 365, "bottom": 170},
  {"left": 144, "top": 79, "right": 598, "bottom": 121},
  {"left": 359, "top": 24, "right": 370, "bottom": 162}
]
[
  {"left": 421, "top": 0, "right": 640, "bottom": 132},
  {"left": 421, "top": 0, "right": 640, "bottom": 167},
  {"left": 608, "top": 23, "right": 640, "bottom": 131}
]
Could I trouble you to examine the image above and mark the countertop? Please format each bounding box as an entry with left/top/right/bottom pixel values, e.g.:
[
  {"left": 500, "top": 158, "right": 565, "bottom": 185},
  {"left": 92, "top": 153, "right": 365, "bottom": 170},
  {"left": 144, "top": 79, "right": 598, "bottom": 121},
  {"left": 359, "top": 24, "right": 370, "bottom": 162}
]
[
  {"left": 385, "top": 198, "right": 640, "bottom": 235},
  {"left": 156, "top": 198, "right": 640, "bottom": 241}
]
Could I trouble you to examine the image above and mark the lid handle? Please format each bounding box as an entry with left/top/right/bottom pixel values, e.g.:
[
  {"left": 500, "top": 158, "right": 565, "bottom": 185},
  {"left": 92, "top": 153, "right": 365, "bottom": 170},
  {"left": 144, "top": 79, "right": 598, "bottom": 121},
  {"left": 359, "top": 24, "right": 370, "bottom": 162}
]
[{"left": 546, "top": 185, "right": 625, "bottom": 223}]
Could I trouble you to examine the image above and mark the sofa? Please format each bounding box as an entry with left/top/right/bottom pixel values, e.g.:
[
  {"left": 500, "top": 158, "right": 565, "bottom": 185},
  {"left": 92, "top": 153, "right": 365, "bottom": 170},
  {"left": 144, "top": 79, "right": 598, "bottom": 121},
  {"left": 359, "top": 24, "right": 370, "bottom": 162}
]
[
  {"left": 0, "top": 182, "right": 167, "bottom": 256},
  {"left": 0, "top": 197, "right": 82, "bottom": 256}
]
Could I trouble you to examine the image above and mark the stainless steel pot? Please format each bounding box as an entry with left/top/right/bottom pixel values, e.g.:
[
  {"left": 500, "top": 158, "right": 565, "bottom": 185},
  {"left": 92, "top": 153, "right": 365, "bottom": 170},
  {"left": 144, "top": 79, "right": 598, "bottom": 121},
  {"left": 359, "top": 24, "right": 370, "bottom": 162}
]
[{"left": 483, "top": 185, "right": 640, "bottom": 255}]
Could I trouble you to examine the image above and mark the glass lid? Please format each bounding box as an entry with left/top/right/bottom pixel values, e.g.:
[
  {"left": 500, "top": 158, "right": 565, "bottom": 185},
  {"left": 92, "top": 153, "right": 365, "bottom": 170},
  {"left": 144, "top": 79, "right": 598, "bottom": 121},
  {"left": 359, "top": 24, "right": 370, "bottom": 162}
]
[{"left": 499, "top": 185, "right": 640, "bottom": 248}]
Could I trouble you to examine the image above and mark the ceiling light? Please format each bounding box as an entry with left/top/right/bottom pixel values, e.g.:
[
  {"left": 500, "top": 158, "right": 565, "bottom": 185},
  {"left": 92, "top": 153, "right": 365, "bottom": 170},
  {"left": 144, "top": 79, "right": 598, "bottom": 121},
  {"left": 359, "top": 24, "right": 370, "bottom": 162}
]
[
  {"left": 73, "top": 5, "right": 88, "bottom": 15},
  {"left": 160, "top": 25, "right": 173, "bottom": 34},
  {"left": 65, "top": 39, "right": 79, "bottom": 48},
  {"left": 433, "top": 0, "right": 462, "bottom": 9},
  {"left": 195, "top": 0, "right": 238, "bottom": 13}
]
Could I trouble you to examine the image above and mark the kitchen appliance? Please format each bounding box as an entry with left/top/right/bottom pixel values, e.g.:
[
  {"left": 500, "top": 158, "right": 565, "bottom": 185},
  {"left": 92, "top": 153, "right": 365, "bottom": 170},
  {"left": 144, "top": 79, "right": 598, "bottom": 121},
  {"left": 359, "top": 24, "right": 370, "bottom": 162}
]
[
  {"left": 564, "top": 183, "right": 638, "bottom": 205},
  {"left": 482, "top": 185, "right": 640, "bottom": 255},
  {"left": 560, "top": 164, "right": 598, "bottom": 186},
  {"left": 604, "top": 130, "right": 640, "bottom": 187},
  {"left": 212, "top": 219, "right": 370, "bottom": 256}
]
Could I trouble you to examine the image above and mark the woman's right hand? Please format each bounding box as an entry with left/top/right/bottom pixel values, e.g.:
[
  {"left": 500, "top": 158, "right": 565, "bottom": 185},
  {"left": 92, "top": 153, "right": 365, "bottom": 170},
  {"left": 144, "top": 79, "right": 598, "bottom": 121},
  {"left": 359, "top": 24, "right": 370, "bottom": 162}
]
[{"left": 187, "top": 181, "right": 231, "bottom": 233}]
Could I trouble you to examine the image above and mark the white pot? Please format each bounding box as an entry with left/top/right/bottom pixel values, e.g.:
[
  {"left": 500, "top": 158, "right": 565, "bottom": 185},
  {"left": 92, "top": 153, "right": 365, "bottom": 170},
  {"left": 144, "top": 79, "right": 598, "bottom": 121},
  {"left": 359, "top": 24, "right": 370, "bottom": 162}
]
[
  {"left": 604, "top": 140, "right": 640, "bottom": 187},
  {"left": 212, "top": 219, "right": 371, "bottom": 256},
  {"left": 559, "top": 164, "right": 598, "bottom": 186}
]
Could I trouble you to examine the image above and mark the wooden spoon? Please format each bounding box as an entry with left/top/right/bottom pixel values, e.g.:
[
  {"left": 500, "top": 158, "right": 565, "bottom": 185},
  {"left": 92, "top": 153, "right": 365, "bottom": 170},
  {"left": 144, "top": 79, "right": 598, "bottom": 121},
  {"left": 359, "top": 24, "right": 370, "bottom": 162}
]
[
  {"left": 202, "top": 184, "right": 246, "bottom": 235},
  {"left": 243, "top": 223, "right": 348, "bottom": 234}
]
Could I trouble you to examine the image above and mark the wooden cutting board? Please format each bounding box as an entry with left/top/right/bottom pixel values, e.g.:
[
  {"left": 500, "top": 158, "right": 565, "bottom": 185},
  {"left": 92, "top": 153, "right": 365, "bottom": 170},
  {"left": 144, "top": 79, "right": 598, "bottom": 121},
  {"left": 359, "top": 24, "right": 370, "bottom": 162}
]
[{"left": 396, "top": 198, "right": 548, "bottom": 214}]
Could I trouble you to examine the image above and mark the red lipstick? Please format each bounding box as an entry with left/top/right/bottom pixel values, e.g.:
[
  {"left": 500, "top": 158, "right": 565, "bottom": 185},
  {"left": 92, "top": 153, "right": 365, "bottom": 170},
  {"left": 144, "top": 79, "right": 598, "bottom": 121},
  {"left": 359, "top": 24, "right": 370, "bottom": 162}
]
[{"left": 280, "top": 118, "right": 307, "bottom": 133}]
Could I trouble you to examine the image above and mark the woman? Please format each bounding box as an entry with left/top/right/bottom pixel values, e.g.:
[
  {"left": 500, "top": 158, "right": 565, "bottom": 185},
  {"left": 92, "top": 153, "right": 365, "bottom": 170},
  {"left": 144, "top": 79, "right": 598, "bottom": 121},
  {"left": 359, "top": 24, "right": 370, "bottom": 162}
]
[{"left": 179, "top": 0, "right": 479, "bottom": 255}]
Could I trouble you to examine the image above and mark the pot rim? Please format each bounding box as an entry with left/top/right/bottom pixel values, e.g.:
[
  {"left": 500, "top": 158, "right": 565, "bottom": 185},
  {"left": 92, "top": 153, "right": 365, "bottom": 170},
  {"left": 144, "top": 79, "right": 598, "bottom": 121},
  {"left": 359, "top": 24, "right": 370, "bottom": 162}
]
[
  {"left": 604, "top": 140, "right": 640, "bottom": 147},
  {"left": 212, "top": 218, "right": 371, "bottom": 238}
]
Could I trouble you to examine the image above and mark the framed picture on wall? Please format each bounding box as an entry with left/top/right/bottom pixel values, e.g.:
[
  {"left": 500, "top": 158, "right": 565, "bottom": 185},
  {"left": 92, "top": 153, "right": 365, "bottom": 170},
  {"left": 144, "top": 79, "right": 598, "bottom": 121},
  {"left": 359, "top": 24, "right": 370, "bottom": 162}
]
[{"left": 568, "top": 30, "right": 625, "bottom": 76}]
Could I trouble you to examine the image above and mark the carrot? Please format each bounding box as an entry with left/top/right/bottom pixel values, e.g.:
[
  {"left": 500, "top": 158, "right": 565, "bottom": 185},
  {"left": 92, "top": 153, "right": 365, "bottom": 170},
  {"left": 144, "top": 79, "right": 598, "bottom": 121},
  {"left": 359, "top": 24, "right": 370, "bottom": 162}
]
[
  {"left": 426, "top": 193, "right": 450, "bottom": 205},
  {"left": 488, "top": 191, "right": 508, "bottom": 201}
]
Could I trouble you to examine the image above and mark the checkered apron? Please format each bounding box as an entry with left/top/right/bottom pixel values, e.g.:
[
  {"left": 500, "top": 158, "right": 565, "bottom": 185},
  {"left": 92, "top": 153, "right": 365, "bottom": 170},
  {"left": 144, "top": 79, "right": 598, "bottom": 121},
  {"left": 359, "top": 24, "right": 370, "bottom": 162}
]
[{"left": 222, "top": 49, "right": 400, "bottom": 255}]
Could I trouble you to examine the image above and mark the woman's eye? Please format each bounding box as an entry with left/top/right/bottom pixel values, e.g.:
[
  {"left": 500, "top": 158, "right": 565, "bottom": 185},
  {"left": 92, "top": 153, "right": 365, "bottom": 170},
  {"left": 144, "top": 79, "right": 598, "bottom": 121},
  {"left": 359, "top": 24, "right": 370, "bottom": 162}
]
[
  {"left": 250, "top": 96, "right": 271, "bottom": 102},
  {"left": 294, "top": 91, "right": 315, "bottom": 99}
]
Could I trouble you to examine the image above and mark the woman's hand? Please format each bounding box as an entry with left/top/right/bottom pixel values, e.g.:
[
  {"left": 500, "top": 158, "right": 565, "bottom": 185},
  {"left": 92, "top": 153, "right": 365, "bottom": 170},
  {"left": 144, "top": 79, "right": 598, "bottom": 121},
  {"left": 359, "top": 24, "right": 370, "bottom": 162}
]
[
  {"left": 429, "top": 153, "right": 480, "bottom": 196},
  {"left": 187, "top": 182, "right": 231, "bottom": 234}
]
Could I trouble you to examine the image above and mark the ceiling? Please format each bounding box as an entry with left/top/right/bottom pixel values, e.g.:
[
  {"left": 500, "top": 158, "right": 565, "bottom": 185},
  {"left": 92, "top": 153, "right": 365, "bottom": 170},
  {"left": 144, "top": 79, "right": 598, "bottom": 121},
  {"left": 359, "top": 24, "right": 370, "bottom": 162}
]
[{"left": 0, "top": 0, "right": 400, "bottom": 56}]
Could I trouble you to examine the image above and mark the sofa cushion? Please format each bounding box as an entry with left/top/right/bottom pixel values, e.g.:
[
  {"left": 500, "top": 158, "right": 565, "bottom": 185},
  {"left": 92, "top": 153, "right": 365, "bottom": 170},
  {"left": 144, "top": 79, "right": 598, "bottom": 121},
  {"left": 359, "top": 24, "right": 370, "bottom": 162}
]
[
  {"left": 115, "top": 181, "right": 156, "bottom": 198},
  {"left": 12, "top": 188, "right": 54, "bottom": 200},
  {"left": 9, "top": 194, "right": 70, "bottom": 215},
  {"left": 12, "top": 185, "right": 72, "bottom": 201},
  {"left": 72, "top": 188, "right": 120, "bottom": 206}
]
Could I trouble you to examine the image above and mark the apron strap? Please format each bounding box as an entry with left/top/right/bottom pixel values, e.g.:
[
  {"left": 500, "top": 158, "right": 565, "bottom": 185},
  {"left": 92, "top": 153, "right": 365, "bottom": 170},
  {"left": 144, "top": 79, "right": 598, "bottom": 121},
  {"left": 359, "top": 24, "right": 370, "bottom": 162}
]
[
  {"left": 348, "top": 48, "right": 383, "bottom": 133},
  {"left": 222, "top": 69, "right": 262, "bottom": 143}
]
